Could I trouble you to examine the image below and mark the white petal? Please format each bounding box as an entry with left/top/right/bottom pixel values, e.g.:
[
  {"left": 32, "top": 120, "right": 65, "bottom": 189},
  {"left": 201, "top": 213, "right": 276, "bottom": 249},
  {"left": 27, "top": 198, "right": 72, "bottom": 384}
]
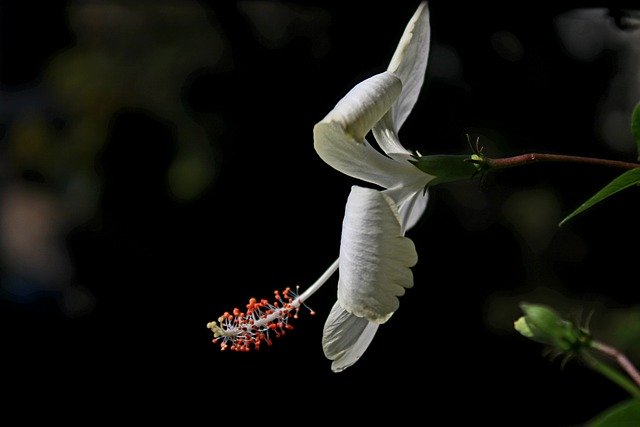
[
  {"left": 371, "top": 3, "right": 431, "bottom": 160},
  {"left": 321, "top": 72, "right": 401, "bottom": 141},
  {"left": 338, "top": 186, "right": 417, "bottom": 324},
  {"left": 398, "top": 188, "right": 429, "bottom": 232},
  {"left": 322, "top": 301, "right": 379, "bottom": 373},
  {"left": 382, "top": 173, "right": 432, "bottom": 226},
  {"left": 387, "top": 1, "right": 430, "bottom": 131},
  {"left": 314, "top": 120, "right": 425, "bottom": 190},
  {"left": 372, "top": 113, "right": 412, "bottom": 159}
]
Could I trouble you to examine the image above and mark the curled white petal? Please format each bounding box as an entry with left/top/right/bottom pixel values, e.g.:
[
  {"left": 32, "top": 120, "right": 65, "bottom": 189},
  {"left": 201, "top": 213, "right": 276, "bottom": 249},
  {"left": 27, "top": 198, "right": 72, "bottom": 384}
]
[
  {"left": 322, "top": 301, "right": 379, "bottom": 373},
  {"left": 321, "top": 72, "right": 401, "bottom": 141},
  {"left": 338, "top": 186, "right": 417, "bottom": 324},
  {"left": 314, "top": 72, "right": 428, "bottom": 190},
  {"left": 314, "top": 122, "right": 420, "bottom": 190},
  {"left": 387, "top": 1, "right": 431, "bottom": 131}
]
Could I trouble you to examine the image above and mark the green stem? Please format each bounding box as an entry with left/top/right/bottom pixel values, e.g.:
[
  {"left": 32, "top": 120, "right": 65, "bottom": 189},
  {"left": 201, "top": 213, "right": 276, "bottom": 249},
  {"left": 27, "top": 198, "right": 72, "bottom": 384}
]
[
  {"left": 582, "top": 352, "right": 640, "bottom": 399},
  {"left": 486, "top": 153, "right": 640, "bottom": 171}
]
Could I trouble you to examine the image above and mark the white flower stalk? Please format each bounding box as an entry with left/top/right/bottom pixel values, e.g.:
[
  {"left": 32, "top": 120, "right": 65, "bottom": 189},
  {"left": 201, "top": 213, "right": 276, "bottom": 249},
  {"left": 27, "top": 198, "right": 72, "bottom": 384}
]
[{"left": 314, "top": 2, "right": 432, "bottom": 372}]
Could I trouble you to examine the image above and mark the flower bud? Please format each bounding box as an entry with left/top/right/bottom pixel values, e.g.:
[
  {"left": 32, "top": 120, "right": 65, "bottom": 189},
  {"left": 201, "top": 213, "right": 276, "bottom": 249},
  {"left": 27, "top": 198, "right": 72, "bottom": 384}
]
[{"left": 514, "top": 302, "right": 589, "bottom": 352}]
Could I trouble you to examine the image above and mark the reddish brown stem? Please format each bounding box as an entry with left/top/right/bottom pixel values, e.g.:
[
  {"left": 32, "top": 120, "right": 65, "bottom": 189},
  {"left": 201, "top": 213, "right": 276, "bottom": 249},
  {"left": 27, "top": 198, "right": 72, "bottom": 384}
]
[
  {"left": 591, "top": 340, "right": 640, "bottom": 388},
  {"left": 487, "top": 153, "right": 640, "bottom": 171}
]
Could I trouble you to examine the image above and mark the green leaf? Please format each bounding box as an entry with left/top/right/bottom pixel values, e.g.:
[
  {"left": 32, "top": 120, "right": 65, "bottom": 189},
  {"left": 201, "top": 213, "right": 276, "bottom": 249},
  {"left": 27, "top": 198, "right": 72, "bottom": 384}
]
[
  {"left": 559, "top": 168, "right": 640, "bottom": 227},
  {"left": 632, "top": 102, "right": 640, "bottom": 160},
  {"left": 587, "top": 399, "right": 640, "bottom": 427}
]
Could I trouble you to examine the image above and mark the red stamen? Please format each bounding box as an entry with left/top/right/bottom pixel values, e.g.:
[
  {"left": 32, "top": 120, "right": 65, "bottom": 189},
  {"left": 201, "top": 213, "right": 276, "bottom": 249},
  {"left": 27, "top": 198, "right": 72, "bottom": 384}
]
[{"left": 207, "top": 286, "right": 315, "bottom": 352}]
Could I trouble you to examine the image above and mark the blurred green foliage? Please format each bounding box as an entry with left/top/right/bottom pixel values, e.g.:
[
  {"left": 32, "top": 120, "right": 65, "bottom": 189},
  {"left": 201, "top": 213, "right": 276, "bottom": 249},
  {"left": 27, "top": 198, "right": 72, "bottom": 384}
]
[{"left": 8, "top": 1, "right": 228, "bottom": 216}]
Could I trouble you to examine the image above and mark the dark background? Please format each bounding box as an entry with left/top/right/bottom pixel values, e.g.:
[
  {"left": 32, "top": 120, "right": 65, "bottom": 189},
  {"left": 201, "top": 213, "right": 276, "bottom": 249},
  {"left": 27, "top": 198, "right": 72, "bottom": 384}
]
[{"left": 1, "top": 1, "right": 640, "bottom": 424}]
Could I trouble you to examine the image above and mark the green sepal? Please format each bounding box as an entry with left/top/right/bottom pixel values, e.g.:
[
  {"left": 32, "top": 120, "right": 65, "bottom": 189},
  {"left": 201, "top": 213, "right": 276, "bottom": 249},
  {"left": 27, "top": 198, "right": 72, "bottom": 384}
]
[{"left": 410, "top": 154, "right": 484, "bottom": 185}]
